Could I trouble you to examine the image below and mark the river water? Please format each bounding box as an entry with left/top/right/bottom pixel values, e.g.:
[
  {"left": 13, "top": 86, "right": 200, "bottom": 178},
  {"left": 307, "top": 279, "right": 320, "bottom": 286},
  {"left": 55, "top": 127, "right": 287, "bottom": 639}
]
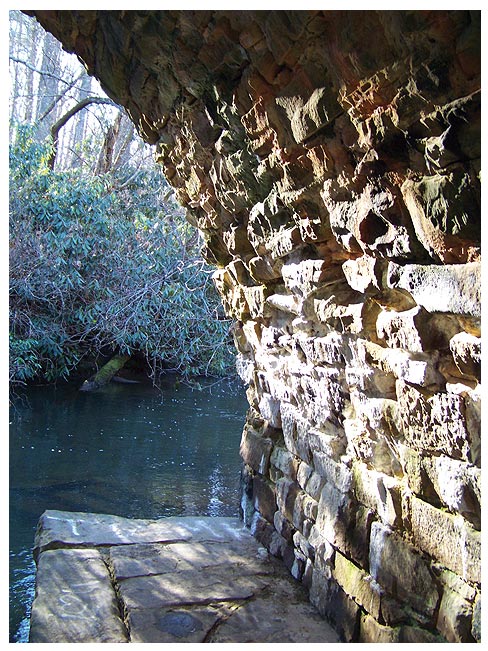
[{"left": 9, "top": 376, "right": 247, "bottom": 643}]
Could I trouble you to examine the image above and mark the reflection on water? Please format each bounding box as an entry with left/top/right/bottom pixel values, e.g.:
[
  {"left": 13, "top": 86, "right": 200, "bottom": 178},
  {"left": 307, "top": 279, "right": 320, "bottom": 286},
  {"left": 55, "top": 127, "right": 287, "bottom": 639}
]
[{"left": 9, "top": 376, "right": 247, "bottom": 643}]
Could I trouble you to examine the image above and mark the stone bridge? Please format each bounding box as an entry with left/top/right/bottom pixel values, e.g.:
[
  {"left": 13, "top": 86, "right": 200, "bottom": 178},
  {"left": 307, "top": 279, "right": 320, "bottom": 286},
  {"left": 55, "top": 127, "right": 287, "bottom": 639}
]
[{"left": 28, "top": 10, "right": 480, "bottom": 643}]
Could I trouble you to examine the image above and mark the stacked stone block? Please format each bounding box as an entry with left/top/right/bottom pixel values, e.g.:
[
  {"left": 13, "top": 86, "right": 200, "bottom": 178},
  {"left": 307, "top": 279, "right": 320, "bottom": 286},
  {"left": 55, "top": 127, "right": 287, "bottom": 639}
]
[{"left": 236, "top": 254, "right": 480, "bottom": 641}]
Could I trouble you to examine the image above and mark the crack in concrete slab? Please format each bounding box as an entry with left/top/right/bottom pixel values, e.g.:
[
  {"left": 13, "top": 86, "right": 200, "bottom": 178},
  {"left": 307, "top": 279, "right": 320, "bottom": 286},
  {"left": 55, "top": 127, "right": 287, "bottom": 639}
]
[
  {"left": 201, "top": 601, "right": 249, "bottom": 642},
  {"left": 100, "top": 552, "right": 132, "bottom": 642}
]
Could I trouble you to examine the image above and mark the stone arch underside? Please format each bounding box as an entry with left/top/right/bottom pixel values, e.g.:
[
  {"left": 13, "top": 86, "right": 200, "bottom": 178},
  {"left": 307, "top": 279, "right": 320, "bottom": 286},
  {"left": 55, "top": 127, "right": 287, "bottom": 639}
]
[{"left": 30, "top": 10, "right": 480, "bottom": 643}]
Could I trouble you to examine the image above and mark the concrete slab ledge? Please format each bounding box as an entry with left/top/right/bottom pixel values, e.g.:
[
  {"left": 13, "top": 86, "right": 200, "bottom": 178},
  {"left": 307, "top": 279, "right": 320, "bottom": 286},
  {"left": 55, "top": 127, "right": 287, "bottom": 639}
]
[{"left": 29, "top": 510, "right": 340, "bottom": 643}]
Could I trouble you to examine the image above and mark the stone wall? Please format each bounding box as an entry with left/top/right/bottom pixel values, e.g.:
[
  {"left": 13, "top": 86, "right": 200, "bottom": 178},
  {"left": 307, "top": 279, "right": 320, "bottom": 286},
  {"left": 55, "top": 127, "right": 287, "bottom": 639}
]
[{"left": 30, "top": 10, "right": 481, "bottom": 642}]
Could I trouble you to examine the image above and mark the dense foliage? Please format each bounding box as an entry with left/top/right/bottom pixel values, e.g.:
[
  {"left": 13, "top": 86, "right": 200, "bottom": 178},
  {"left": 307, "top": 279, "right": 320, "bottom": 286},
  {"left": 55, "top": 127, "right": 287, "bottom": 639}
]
[{"left": 9, "top": 126, "right": 235, "bottom": 389}]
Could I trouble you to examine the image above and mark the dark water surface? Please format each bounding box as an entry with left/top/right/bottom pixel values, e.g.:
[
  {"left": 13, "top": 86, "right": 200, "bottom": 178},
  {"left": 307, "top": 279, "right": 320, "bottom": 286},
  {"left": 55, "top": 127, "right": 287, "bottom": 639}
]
[{"left": 9, "top": 376, "right": 247, "bottom": 643}]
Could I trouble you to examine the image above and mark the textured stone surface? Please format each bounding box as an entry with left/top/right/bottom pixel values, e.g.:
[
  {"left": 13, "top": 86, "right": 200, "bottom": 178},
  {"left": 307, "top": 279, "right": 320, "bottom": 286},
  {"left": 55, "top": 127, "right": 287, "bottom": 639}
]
[
  {"left": 359, "top": 614, "right": 400, "bottom": 643},
  {"left": 450, "top": 331, "right": 481, "bottom": 380},
  {"left": 396, "top": 379, "right": 476, "bottom": 462},
  {"left": 471, "top": 593, "right": 481, "bottom": 642},
  {"left": 369, "top": 522, "right": 440, "bottom": 618},
  {"left": 30, "top": 511, "right": 339, "bottom": 643},
  {"left": 34, "top": 510, "right": 253, "bottom": 557},
  {"left": 29, "top": 548, "right": 128, "bottom": 643},
  {"left": 333, "top": 552, "right": 381, "bottom": 619},
  {"left": 410, "top": 496, "right": 481, "bottom": 583},
  {"left": 29, "top": 9, "right": 481, "bottom": 643},
  {"left": 421, "top": 455, "right": 481, "bottom": 528},
  {"left": 310, "top": 568, "right": 361, "bottom": 642},
  {"left": 437, "top": 586, "right": 475, "bottom": 643},
  {"left": 387, "top": 261, "right": 481, "bottom": 317}
]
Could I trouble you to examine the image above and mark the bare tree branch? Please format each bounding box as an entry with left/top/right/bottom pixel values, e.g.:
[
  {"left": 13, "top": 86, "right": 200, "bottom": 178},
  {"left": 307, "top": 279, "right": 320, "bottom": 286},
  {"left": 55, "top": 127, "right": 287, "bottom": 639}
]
[
  {"left": 48, "top": 96, "right": 118, "bottom": 169},
  {"left": 37, "top": 71, "right": 86, "bottom": 123},
  {"left": 10, "top": 54, "right": 80, "bottom": 86}
]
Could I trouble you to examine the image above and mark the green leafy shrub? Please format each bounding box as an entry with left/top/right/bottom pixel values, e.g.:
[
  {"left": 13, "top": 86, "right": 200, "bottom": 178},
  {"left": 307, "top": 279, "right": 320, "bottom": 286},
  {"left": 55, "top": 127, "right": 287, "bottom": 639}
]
[{"left": 9, "top": 125, "right": 235, "bottom": 389}]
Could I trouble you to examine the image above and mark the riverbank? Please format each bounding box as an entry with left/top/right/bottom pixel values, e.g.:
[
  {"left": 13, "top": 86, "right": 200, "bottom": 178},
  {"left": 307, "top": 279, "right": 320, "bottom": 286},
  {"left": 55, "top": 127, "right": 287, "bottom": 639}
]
[{"left": 30, "top": 510, "right": 339, "bottom": 643}]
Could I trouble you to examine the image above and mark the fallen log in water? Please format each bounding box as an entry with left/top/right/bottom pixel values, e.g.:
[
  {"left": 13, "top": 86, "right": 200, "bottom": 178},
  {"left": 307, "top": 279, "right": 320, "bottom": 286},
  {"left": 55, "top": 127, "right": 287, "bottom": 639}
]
[{"left": 79, "top": 354, "right": 130, "bottom": 391}]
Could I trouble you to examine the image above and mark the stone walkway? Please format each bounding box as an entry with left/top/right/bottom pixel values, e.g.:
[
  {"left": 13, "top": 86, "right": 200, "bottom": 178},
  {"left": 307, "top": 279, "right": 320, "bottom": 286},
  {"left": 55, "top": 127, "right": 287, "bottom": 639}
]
[{"left": 29, "top": 510, "right": 340, "bottom": 643}]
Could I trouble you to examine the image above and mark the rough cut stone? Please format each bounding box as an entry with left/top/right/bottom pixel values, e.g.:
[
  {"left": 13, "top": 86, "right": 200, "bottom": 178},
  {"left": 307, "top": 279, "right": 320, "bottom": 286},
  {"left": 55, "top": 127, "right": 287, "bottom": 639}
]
[
  {"left": 270, "top": 444, "right": 299, "bottom": 480},
  {"left": 471, "top": 593, "right": 481, "bottom": 642},
  {"left": 359, "top": 614, "right": 399, "bottom": 643},
  {"left": 252, "top": 474, "right": 277, "bottom": 523},
  {"left": 311, "top": 449, "right": 352, "bottom": 493},
  {"left": 400, "top": 175, "right": 480, "bottom": 263},
  {"left": 369, "top": 522, "right": 440, "bottom": 618},
  {"left": 109, "top": 538, "right": 272, "bottom": 581},
  {"left": 396, "top": 380, "right": 474, "bottom": 462},
  {"left": 208, "top": 589, "right": 340, "bottom": 643},
  {"left": 437, "top": 568, "right": 477, "bottom": 602},
  {"left": 273, "top": 510, "right": 296, "bottom": 543},
  {"left": 280, "top": 401, "right": 310, "bottom": 462},
  {"left": 296, "top": 459, "right": 313, "bottom": 489},
  {"left": 387, "top": 261, "right": 481, "bottom": 317},
  {"left": 304, "top": 469, "right": 326, "bottom": 501},
  {"left": 397, "top": 625, "right": 447, "bottom": 643},
  {"left": 352, "top": 462, "right": 402, "bottom": 528},
  {"left": 360, "top": 339, "right": 442, "bottom": 387},
  {"left": 410, "top": 496, "right": 481, "bottom": 584},
  {"left": 258, "top": 392, "right": 282, "bottom": 428},
  {"left": 249, "top": 510, "right": 276, "bottom": 549},
  {"left": 449, "top": 331, "right": 481, "bottom": 380},
  {"left": 463, "top": 387, "right": 481, "bottom": 466},
  {"left": 315, "top": 481, "right": 353, "bottom": 551},
  {"left": 422, "top": 455, "right": 481, "bottom": 528},
  {"left": 298, "top": 331, "right": 345, "bottom": 366},
  {"left": 127, "top": 606, "right": 221, "bottom": 643},
  {"left": 333, "top": 552, "right": 381, "bottom": 619},
  {"left": 281, "top": 258, "right": 340, "bottom": 297},
  {"left": 275, "top": 477, "right": 302, "bottom": 524},
  {"left": 312, "top": 295, "right": 379, "bottom": 336},
  {"left": 310, "top": 569, "right": 361, "bottom": 642},
  {"left": 377, "top": 306, "right": 460, "bottom": 353},
  {"left": 344, "top": 400, "right": 403, "bottom": 476},
  {"left": 342, "top": 255, "right": 382, "bottom": 293},
  {"left": 400, "top": 446, "right": 481, "bottom": 529},
  {"left": 240, "top": 426, "right": 274, "bottom": 475},
  {"left": 436, "top": 586, "right": 475, "bottom": 643},
  {"left": 118, "top": 567, "right": 260, "bottom": 609},
  {"left": 379, "top": 593, "right": 416, "bottom": 628},
  {"left": 307, "top": 423, "right": 347, "bottom": 461}
]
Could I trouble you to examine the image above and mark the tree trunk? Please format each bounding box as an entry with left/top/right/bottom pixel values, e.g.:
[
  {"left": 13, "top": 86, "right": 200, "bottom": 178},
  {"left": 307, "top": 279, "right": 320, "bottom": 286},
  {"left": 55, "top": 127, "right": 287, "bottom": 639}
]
[
  {"left": 94, "top": 112, "right": 122, "bottom": 175},
  {"left": 9, "top": 12, "right": 22, "bottom": 134},
  {"left": 24, "top": 16, "right": 39, "bottom": 123},
  {"left": 111, "top": 113, "right": 135, "bottom": 171},
  {"left": 35, "top": 30, "right": 61, "bottom": 139},
  {"left": 69, "top": 73, "right": 92, "bottom": 167},
  {"left": 79, "top": 354, "right": 130, "bottom": 391}
]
